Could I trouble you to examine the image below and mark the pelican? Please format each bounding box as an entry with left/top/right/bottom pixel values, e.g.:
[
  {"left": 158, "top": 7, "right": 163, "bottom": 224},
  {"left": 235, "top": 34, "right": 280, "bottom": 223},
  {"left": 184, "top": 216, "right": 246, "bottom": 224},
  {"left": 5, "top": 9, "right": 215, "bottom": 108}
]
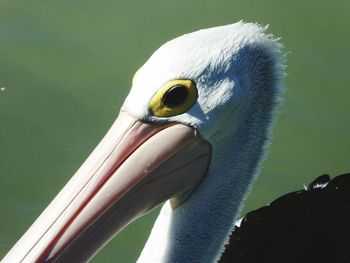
[{"left": 3, "top": 22, "right": 285, "bottom": 262}]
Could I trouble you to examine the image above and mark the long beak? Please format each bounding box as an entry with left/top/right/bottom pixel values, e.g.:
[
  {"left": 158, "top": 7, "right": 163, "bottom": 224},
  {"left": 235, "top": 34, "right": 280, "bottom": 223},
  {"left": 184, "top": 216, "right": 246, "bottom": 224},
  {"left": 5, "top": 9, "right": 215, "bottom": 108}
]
[{"left": 3, "top": 112, "right": 211, "bottom": 262}]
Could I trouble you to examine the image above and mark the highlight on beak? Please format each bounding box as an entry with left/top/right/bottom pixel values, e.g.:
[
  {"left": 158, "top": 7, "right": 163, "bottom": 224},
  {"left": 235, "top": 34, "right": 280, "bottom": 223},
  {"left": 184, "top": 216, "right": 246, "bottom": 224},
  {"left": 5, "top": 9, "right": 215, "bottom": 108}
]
[{"left": 3, "top": 112, "right": 211, "bottom": 262}]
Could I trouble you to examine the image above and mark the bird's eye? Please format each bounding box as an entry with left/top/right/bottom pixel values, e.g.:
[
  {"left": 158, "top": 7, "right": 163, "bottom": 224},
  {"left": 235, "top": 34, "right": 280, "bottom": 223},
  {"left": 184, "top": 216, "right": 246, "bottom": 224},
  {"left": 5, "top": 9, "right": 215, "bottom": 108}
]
[
  {"left": 162, "top": 85, "right": 188, "bottom": 107},
  {"left": 149, "top": 79, "right": 197, "bottom": 117}
]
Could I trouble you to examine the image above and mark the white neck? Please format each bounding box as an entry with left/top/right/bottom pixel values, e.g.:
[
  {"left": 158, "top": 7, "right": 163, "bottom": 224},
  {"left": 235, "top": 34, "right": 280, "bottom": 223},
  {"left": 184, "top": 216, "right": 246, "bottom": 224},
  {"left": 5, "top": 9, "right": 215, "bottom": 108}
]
[{"left": 138, "top": 45, "right": 284, "bottom": 263}]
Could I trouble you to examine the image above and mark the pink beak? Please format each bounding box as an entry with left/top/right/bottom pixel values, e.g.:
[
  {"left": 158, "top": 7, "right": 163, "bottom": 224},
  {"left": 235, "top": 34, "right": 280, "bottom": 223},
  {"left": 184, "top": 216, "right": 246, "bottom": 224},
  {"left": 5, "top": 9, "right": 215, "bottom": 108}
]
[{"left": 3, "top": 112, "right": 211, "bottom": 262}]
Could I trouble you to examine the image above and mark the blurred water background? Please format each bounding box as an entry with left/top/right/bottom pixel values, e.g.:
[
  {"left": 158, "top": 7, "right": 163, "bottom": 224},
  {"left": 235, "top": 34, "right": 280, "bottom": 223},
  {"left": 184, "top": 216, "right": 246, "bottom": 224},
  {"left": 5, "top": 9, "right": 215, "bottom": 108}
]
[{"left": 0, "top": 1, "right": 349, "bottom": 262}]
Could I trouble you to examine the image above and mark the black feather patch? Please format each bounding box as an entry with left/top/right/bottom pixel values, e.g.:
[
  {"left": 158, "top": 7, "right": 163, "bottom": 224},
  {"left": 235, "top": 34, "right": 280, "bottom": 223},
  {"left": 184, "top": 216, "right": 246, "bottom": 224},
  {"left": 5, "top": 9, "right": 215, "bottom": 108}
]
[{"left": 219, "top": 173, "right": 350, "bottom": 263}]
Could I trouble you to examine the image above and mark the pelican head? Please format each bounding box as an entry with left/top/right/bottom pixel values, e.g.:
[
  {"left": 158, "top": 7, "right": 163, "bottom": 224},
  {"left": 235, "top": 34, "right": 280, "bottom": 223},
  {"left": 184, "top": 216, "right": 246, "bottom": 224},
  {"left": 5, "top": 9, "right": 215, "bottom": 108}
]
[{"left": 3, "top": 22, "right": 284, "bottom": 263}]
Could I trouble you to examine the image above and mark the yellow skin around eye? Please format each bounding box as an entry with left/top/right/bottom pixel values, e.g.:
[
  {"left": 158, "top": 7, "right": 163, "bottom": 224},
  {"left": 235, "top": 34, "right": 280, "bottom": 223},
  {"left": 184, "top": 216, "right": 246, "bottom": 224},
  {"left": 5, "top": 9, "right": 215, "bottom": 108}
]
[{"left": 149, "top": 79, "right": 197, "bottom": 117}]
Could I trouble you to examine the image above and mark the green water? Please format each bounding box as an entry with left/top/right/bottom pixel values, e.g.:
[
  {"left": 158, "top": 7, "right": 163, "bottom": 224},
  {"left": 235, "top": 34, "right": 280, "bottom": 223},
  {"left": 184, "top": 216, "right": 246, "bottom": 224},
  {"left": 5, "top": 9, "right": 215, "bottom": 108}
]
[{"left": 0, "top": 1, "right": 349, "bottom": 262}]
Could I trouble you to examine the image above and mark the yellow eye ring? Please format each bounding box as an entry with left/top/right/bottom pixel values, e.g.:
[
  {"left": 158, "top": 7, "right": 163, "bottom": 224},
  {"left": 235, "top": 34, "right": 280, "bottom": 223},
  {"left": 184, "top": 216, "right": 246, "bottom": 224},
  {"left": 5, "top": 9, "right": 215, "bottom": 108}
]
[{"left": 149, "top": 79, "right": 197, "bottom": 117}]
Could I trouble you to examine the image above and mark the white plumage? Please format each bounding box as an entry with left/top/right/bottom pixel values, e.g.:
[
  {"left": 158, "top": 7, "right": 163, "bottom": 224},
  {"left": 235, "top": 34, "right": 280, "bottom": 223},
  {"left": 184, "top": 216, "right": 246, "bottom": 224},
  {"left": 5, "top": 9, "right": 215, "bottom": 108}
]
[{"left": 131, "top": 22, "right": 285, "bottom": 263}]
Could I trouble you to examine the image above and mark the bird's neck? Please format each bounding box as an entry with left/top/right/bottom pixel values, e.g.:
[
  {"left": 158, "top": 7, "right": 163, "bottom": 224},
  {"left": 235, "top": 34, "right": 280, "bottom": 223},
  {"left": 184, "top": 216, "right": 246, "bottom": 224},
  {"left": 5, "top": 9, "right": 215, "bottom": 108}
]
[
  {"left": 137, "top": 124, "right": 276, "bottom": 263},
  {"left": 138, "top": 46, "right": 284, "bottom": 263}
]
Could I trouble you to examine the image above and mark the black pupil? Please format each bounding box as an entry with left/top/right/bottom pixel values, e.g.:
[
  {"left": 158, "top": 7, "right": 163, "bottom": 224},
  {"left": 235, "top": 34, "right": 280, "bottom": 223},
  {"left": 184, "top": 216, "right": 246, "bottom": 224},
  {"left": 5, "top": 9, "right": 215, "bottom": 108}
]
[{"left": 162, "top": 85, "right": 188, "bottom": 107}]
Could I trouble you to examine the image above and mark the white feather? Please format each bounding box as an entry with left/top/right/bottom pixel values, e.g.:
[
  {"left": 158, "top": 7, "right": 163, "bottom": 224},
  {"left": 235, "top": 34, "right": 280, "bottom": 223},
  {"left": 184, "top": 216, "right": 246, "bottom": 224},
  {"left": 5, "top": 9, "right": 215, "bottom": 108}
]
[{"left": 122, "top": 21, "right": 286, "bottom": 263}]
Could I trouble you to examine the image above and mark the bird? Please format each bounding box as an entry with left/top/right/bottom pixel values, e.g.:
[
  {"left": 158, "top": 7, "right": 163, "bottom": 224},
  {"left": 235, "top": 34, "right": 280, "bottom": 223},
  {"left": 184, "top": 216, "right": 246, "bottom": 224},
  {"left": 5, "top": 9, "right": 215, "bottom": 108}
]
[{"left": 2, "top": 21, "right": 349, "bottom": 263}]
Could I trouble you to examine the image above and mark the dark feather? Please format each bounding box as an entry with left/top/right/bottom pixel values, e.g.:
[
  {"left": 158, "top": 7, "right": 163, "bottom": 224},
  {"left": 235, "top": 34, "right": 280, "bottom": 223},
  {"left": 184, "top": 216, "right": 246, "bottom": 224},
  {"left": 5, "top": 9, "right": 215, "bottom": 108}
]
[{"left": 219, "top": 173, "right": 350, "bottom": 263}]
